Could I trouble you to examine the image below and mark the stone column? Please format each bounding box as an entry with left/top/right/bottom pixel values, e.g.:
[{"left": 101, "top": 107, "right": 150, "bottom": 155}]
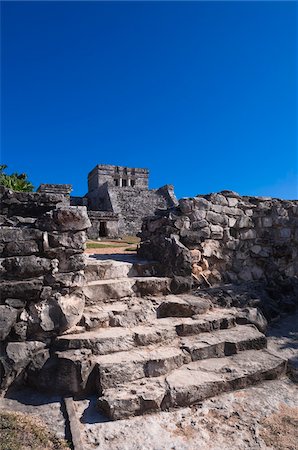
[
  {"left": 119, "top": 177, "right": 122, "bottom": 187},
  {"left": 127, "top": 178, "right": 131, "bottom": 187}
]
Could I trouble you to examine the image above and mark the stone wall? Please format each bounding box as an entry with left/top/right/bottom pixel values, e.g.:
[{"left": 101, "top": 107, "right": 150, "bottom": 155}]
[
  {"left": 0, "top": 186, "right": 91, "bottom": 390},
  {"left": 139, "top": 191, "right": 298, "bottom": 315},
  {"left": 108, "top": 184, "right": 178, "bottom": 236}
]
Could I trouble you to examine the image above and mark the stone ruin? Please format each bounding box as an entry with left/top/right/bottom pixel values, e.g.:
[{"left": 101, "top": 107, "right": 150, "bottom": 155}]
[
  {"left": 0, "top": 185, "right": 91, "bottom": 390},
  {"left": 139, "top": 191, "right": 298, "bottom": 318},
  {"left": 70, "top": 164, "right": 178, "bottom": 238},
  {"left": 0, "top": 182, "right": 297, "bottom": 423}
]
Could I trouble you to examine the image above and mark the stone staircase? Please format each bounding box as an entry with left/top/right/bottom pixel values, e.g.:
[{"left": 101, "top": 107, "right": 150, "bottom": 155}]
[{"left": 29, "top": 255, "right": 287, "bottom": 421}]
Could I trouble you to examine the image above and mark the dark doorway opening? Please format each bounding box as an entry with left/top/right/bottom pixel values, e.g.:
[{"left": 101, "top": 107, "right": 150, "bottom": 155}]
[{"left": 99, "top": 221, "right": 108, "bottom": 237}]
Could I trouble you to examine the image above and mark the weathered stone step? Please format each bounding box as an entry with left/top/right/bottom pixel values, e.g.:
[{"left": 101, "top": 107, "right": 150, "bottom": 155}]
[
  {"left": 54, "top": 323, "right": 176, "bottom": 355},
  {"left": 156, "top": 294, "right": 213, "bottom": 318},
  {"left": 85, "top": 257, "right": 158, "bottom": 282},
  {"left": 95, "top": 324, "right": 266, "bottom": 390},
  {"left": 97, "top": 349, "right": 287, "bottom": 420},
  {"left": 56, "top": 307, "right": 247, "bottom": 354},
  {"left": 80, "top": 299, "right": 156, "bottom": 330},
  {"left": 95, "top": 345, "right": 190, "bottom": 391},
  {"left": 180, "top": 324, "right": 266, "bottom": 360},
  {"left": 83, "top": 277, "right": 171, "bottom": 304},
  {"left": 156, "top": 307, "right": 238, "bottom": 336}
]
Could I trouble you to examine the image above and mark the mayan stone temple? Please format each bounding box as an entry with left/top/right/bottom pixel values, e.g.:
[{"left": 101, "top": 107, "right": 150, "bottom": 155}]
[
  {"left": 70, "top": 164, "right": 178, "bottom": 238},
  {"left": 0, "top": 165, "right": 297, "bottom": 447}
]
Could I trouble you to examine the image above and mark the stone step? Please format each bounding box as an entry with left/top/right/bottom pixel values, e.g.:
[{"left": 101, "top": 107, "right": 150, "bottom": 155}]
[
  {"left": 54, "top": 323, "right": 177, "bottom": 355},
  {"left": 95, "top": 345, "right": 190, "bottom": 391},
  {"left": 180, "top": 324, "right": 267, "bottom": 361},
  {"left": 97, "top": 349, "right": 287, "bottom": 420},
  {"left": 94, "top": 324, "right": 266, "bottom": 390},
  {"left": 80, "top": 299, "right": 156, "bottom": 330},
  {"left": 85, "top": 257, "right": 158, "bottom": 282},
  {"left": 83, "top": 277, "right": 171, "bottom": 304},
  {"left": 55, "top": 307, "right": 246, "bottom": 354},
  {"left": 156, "top": 294, "right": 213, "bottom": 318},
  {"left": 156, "top": 308, "right": 238, "bottom": 336},
  {"left": 55, "top": 307, "right": 241, "bottom": 354}
]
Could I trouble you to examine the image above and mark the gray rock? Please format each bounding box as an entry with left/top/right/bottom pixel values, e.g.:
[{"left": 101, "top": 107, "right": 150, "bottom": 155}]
[
  {"left": 0, "top": 306, "right": 18, "bottom": 340},
  {"left": 2, "top": 256, "right": 54, "bottom": 279},
  {"left": 236, "top": 307, "right": 268, "bottom": 333},
  {"left": 38, "top": 206, "right": 91, "bottom": 232}
]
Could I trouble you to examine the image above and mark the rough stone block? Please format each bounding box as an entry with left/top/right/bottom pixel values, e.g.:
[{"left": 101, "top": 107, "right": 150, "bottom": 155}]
[
  {"left": 38, "top": 206, "right": 91, "bottom": 232},
  {"left": 210, "top": 225, "right": 224, "bottom": 239},
  {"left": 2, "top": 256, "right": 55, "bottom": 279},
  {"left": 3, "top": 240, "right": 39, "bottom": 257},
  {"left": 0, "top": 306, "right": 18, "bottom": 340}
]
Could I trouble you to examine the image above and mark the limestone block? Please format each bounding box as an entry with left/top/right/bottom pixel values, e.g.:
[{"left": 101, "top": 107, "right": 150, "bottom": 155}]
[
  {"left": 209, "top": 194, "right": 228, "bottom": 206},
  {"left": 190, "top": 210, "right": 206, "bottom": 221},
  {"left": 180, "top": 229, "right": 210, "bottom": 248},
  {"left": 228, "top": 217, "right": 237, "bottom": 227},
  {"left": 245, "top": 209, "right": 253, "bottom": 217},
  {"left": 2, "top": 256, "right": 55, "bottom": 279},
  {"left": 239, "top": 229, "right": 256, "bottom": 240},
  {"left": 45, "top": 249, "right": 85, "bottom": 273},
  {"left": 201, "top": 240, "right": 221, "bottom": 258},
  {"left": 3, "top": 240, "right": 39, "bottom": 257},
  {"left": 179, "top": 198, "right": 194, "bottom": 214},
  {"left": 28, "top": 292, "right": 85, "bottom": 335},
  {"left": 206, "top": 211, "right": 228, "bottom": 226},
  {"left": 236, "top": 216, "right": 253, "bottom": 229},
  {"left": 1, "top": 341, "right": 46, "bottom": 390},
  {"left": 0, "top": 306, "right": 18, "bottom": 340},
  {"left": 0, "top": 227, "right": 42, "bottom": 243},
  {"left": 193, "top": 197, "right": 210, "bottom": 210},
  {"left": 191, "top": 219, "right": 209, "bottom": 230},
  {"left": 227, "top": 197, "right": 239, "bottom": 207},
  {"left": 0, "top": 278, "right": 43, "bottom": 301},
  {"left": 174, "top": 217, "right": 190, "bottom": 231},
  {"left": 222, "top": 206, "right": 244, "bottom": 216},
  {"left": 210, "top": 204, "right": 224, "bottom": 214},
  {"left": 5, "top": 298, "right": 26, "bottom": 309},
  {"left": 38, "top": 206, "right": 91, "bottom": 232},
  {"left": 48, "top": 231, "right": 87, "bottom": 250},
  {"left": 45, "top": 271, "right": 86, "bottom": 288},
  {"left": 236, "top": 307, "right": 267, "bottom": 333},
  {"left": 210, "top": 225, "right": 224, "bottom": 239}
]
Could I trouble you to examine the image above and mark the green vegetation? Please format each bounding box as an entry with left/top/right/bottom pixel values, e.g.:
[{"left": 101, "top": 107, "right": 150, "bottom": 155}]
[
  {"left": 0, "top": 165, "right": 34, "bottom": 192},
  {"left": 86, "top": 242, "right": 128, "bottom": 249},
  {"left": 0, "top": 410, "right": 70, "bottom": 450}
]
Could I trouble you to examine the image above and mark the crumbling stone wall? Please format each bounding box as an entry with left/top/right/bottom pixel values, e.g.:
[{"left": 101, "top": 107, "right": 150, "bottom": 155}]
[
  {"left": 0, "top": 186, "right": 90, "bottom": 390},
  {"left": 139, "top": 191, "right": 298, "bottom": 313}
]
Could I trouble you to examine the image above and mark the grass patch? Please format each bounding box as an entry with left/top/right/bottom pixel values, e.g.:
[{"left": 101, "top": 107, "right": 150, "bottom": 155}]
[
  {"left": 0, "top": 410, "right": 70, "bottom": 450},
  {"left": 121, "top": 236, "right": 140, "bottom": 244},
  {"left": 124, "top": 246, "right": 138, "bottom": 252},
  {"left": 86, "top": 242, "right": 127, "bottom": 249}
]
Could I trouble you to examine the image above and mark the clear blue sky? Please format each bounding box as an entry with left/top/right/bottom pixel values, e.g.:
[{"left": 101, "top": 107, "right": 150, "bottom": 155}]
[{"left": 1, "top": 1, "right": 297, "bottom": 199}]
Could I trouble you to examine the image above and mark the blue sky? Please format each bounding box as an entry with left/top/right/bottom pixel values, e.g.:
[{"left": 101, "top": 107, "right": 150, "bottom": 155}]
[{"left": 1, "top": 1, "right": 297, "bottom": 199}]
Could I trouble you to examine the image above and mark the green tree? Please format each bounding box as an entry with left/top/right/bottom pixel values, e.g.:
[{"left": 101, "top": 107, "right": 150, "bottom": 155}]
[{"left": 0, "top": 165, "right": 34, "bottom": 192}]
